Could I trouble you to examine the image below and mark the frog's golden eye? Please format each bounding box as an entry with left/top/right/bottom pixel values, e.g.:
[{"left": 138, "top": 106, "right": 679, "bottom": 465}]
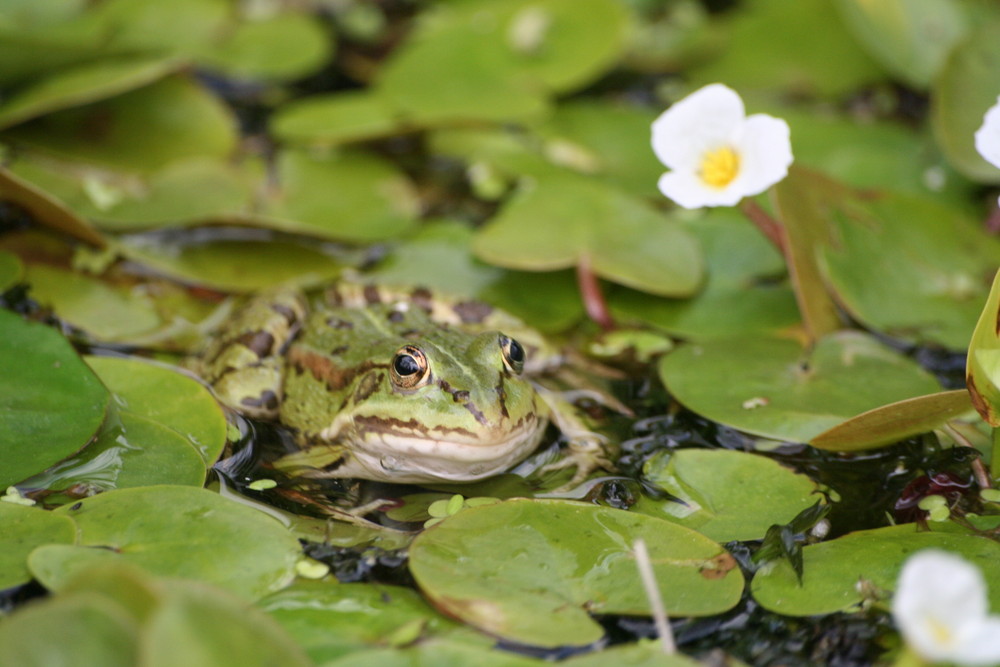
[
  {"left": 391, "top": 345, "right": 430, "bottom": 389},
  {"left": 499, "top": 335, "right": 525, "bottom": 374}
]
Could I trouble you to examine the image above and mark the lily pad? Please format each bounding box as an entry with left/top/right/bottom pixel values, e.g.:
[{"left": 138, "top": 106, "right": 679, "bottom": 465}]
[
  {"left": 0, "top": 309, "right": 109, "bottom": 488},
  {"left": 611, "top": 210, "right": 799, "bottom": 339},
  {"left": 631, "top": 449, "right": 820, "bottom": 542},
  {"left": 0, "top": 56, "right": 177, "bottom": 130},
  {"left": 810, "top": 390, "right": 973, "bottom": 451},
  {"left": 0, "top": 592, "right": 139, "bottom": 667},
  {"left": 250, "top": 148, "right": 419, "bottom": 243},
  {"left": 409, "top": 498, "right": 743, "bottom": 648},
  {"left": 0, "top": 503, "right": 76, "bottom": 590},
  {"left": 29, "top": 485, "right": 301, "bottom": 599},
  {"left": 7, "top": 75, "right": 238, "bottom": 174},
  {"left": 658, "top": 331, "right": 943, "bottom": 444},
  {"left": 751, "top": 524, "right": 1000, "bottom": 616},
  {"left": 968, "top": 269, "right": 1000, "bottom": 426},
  {"left": 25, "top": 264, "right": 162, "bottom": 341},
  {"left": 0, "top": 250, "right": 23, "bottom": 290},
  {"left": 196, "top": 13, "right": 332, "bottom": 82},
  {"left": 271, "top": 91, "right": 400, "bottom": 146},
  {"left": 116, "top": 233, "right": 348, "bottom": 293},
  {"left": 816, "top": 187, "right": 1000, "bottom": 351},
  {"left": 834, "top": 0, "right": 968, "bottom": 88},
  {"left": 89, "top": 0, "right": 229, "bottom": 57},
  {"left": 0, "top": 165, "right": 105, "bottom": 246},
  {"left": 688, "top": 0, "right": 882, "bottom": 97},
  {"left": 931, "top": 21, "right": 1000, "bottom": 181},
  {"left": 260, "top": 582, "right": 460, "bottom": 664},
  {"left": 86, "top": 356, "right": 226, "bottom": 465},
  {"left": 473, "top": 171, "right": 703, "bottom": 297}
]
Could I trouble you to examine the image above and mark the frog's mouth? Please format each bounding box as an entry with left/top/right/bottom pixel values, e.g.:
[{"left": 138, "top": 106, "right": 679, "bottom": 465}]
[{"left": 336, "top": 412, "right": 548, "bottom": 483}]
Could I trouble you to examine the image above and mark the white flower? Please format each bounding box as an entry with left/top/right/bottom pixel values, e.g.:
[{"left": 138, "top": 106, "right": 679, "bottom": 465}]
[
  {"left": 651, "top": 83, "right": 793, "bottom": 209},
  {"left": 892, "top": 549, "right": 1000, "bottom": 666},
  {"left": 975, "top": 96, "right": 1000, "bottom": 207}
]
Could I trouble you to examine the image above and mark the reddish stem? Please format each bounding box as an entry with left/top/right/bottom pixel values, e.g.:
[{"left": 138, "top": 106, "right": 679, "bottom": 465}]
[
  {"left": 576, "top": 254, "right": 614, "bottom": 331},
  {"left": 740, "top": 199, "right": 789, "bottom": 259}
]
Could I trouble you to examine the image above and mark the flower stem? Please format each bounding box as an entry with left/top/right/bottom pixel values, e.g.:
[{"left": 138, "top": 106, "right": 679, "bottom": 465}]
[
  {"left": 576, "top": 254, "right": 614, "bottom": 331},
  {"left": 739, "top": 199, "right": 789, "bottom": 258},
  {"left": 633, "top": 538, "right": 676, "bottom": 655}
]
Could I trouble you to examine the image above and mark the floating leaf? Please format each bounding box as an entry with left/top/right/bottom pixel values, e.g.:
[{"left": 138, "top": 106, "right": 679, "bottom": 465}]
[
  {"left": 6, "top": 75, "right": 238, "bottom": 174},
  {"left": 817, "top": 187, "right": 1000, "bottom": 351},
  {"left": 89, "top": 0, "right": 229, "bottom": 57},
  {"left": 86, "top": 356, "right": 226, "bottom": 465},
  {"left": 631, "top": 449, "right": 820, "bottom": 542},
  {"left": 0, "top": 250, "right": 24, "bottom": 290},
  {"left": 0, "top": 503, "right": 76, "bottom": 590},
  {"left": 751, "top": 524, "right": 1000, "bottom": 616},
  {"left": 0, "top": 166, "right": 105, "bottom": 246},
  {"left": 251, "top": 148, "right": 419, "bottom": 243},
  {"left": 409, "top": 498, "right": 743, "bottom": 648},
  {"left": 931, "top": 21, "right": 1000, "bottom": 181},
  {"left": 271, "top": 91, "right": 400, "bottom": 146},
  {"left": 0, "top": 309, "right": 109, "bottom": 488},
  {"left": 116, "top": 234, "right": 348, "bottom": 293},
  {"left": 658, "top": 332, "right": 942, "bottom": 443},
  {"left": 0, "top": 57, "right": 177, "bottom": 130},
  {"left": 260, "top": 582, "right": 461, "bottom": 664},
  {"left": 688, "top": 0, "right": 881, "bottom": 96},
  {"left": 197, "top": 13, "right": 332, "bottom": 82},
  {"left": 30, "top": 485, "right": 300, "bottom": 599},
  {"left": 834, "top": 0, "right": 968, "bottom": 88},
  {"left": 810, "top": 390, "right": 973, "bottom": 451},
  {"left": 612, "top": 210, "right": 799, "bottom": 339},
  {"left": 967, "top": 269, "right": 1000, "bottom": 426},
  {"left": 473, "top": 171, "right": 703, "bottom": 297},
  {"left": 25, "top": 264, "right": 161, "bottom": 341}
]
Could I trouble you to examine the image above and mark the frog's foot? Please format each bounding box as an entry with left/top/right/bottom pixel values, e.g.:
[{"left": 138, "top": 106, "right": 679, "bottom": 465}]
[{"left": 541, "top": 433, "right": 616, "bottom": 491}]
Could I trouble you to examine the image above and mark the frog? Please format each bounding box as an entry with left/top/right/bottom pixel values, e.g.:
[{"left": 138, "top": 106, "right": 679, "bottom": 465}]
[{"left": 198, "top": 284, "right": 613, "bottom": 486}]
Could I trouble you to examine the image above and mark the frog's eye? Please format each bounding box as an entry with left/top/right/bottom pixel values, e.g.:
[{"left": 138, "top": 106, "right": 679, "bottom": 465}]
[
  {"left": 499, "top": 335, "right": 525, "bottom": 374},
  {"left": 391, "top": 345, "right": 430, "bottom": 389}
]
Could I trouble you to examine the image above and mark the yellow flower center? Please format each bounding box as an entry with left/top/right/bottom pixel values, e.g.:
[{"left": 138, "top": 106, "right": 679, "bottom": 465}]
[
  {"left": 698, "top": 146, "right": 741, "bottom": 188},
  {"left": 927, "top": 617, "right": 955, "bottom": 647}
]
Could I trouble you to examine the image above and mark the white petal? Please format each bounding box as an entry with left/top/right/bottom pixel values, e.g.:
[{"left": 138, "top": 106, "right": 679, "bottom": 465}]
[
  {"left": 975, "top": 96, "right": 1000, "bottom": 170},
  {"left": 651, "top": 83, "right": 745, "bottom": 171},
  {"left": 893, "top": 550, "right": 991, "bottom": 662},
  {"left": 730, "top": 114, "right": 793, "bottom": 197},
  {"left": 951, "top": 617, "right": 1000, "bottom": 665},
  {"left": 658, "top": 169, "right": 744, "bottom": 209}
]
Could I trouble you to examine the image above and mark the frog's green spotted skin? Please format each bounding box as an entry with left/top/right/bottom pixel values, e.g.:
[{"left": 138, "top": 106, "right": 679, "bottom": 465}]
[{"left": 200, "top": 286, "right": 552, "bottom": 484}]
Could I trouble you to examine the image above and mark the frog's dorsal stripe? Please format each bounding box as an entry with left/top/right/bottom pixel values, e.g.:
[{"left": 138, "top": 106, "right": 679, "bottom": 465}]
[{"left": 287, "top": 346, "right": 389, "bottom": 391}]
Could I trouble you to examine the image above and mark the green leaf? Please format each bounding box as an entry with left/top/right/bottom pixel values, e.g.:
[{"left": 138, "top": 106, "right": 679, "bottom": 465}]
[
  {"left": 967, "top": 269, "right": 1000, "bottom": 426},
  {"left": 197, "top": 13, "right": 332, "bottom": 82},
  {"left": 409, "top": 498, "right": 743, "bottom": 648},
  {"left": 0, "top": 503, "right": 76, "bottom": 590},
  {"left": 611, "top": 210, "right": 800, "bottom": 339},
  {"left": 251, "top": 148, "right": 419, "bottom": 243},
  {"left": 0, "top": 250, "right": 24, "bottom": 291},
  {"left": 688, "top": 0, "right": 882, "bottom": 97},
  {"left": 631, "top": 449, "right": 821, "bottom": 542},
  {"left": 834, "top": 0, "right": 968, "bottom": 88},
  {"left": 473, "top": 171, "right": 703, "bottom": 297},
  {"left": 0, "top": 309, "right": 109, "bottom": 487},
  {"left": 271, "top": 91, "right": 400, "bottom": 146},
  {"left": 0, "top": 57, "right": 178, "bottom": 130},
  {"left": 0, "top": 165, "right": 105, "bottom": 246},
  {"left": 751, "top": 524, "right": 1000, "bottom": 616},
  {"left": 88, "top": 0, "right": 229, "bottom": 57},
  {"left": 658, "top": 332, "right": 942, "bottom": 443},
  {"left": 30, "top": 485, "right": 300, "bottom": 599},
  {"left": 24, "top": 264, "right": 162, "bottom": 341},
  {"left": 260, "top": 582, "right": 460, "bottom": 664},
  {"left": 6, "top": 75, "right": 238, "bottom": 174},
  {"left": 817, "top": 188, "right": 1000, "bottom": 351},
  {"left": 931, "top": 21, "right": 1000, "bottom": 181},
  {"left": 85, "top": 356, "right": 226, "bottom": 465},
  {"left": 0, "top": 592, "right": 139, "bottom": 666},
  {"left": 810, "top": 390, "right": 973, "bottom": 451}
]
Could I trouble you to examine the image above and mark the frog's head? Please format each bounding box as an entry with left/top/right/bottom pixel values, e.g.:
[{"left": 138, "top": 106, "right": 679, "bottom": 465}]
[{"left": 339, "top": 331, "right": 547, "bottom": 483}]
